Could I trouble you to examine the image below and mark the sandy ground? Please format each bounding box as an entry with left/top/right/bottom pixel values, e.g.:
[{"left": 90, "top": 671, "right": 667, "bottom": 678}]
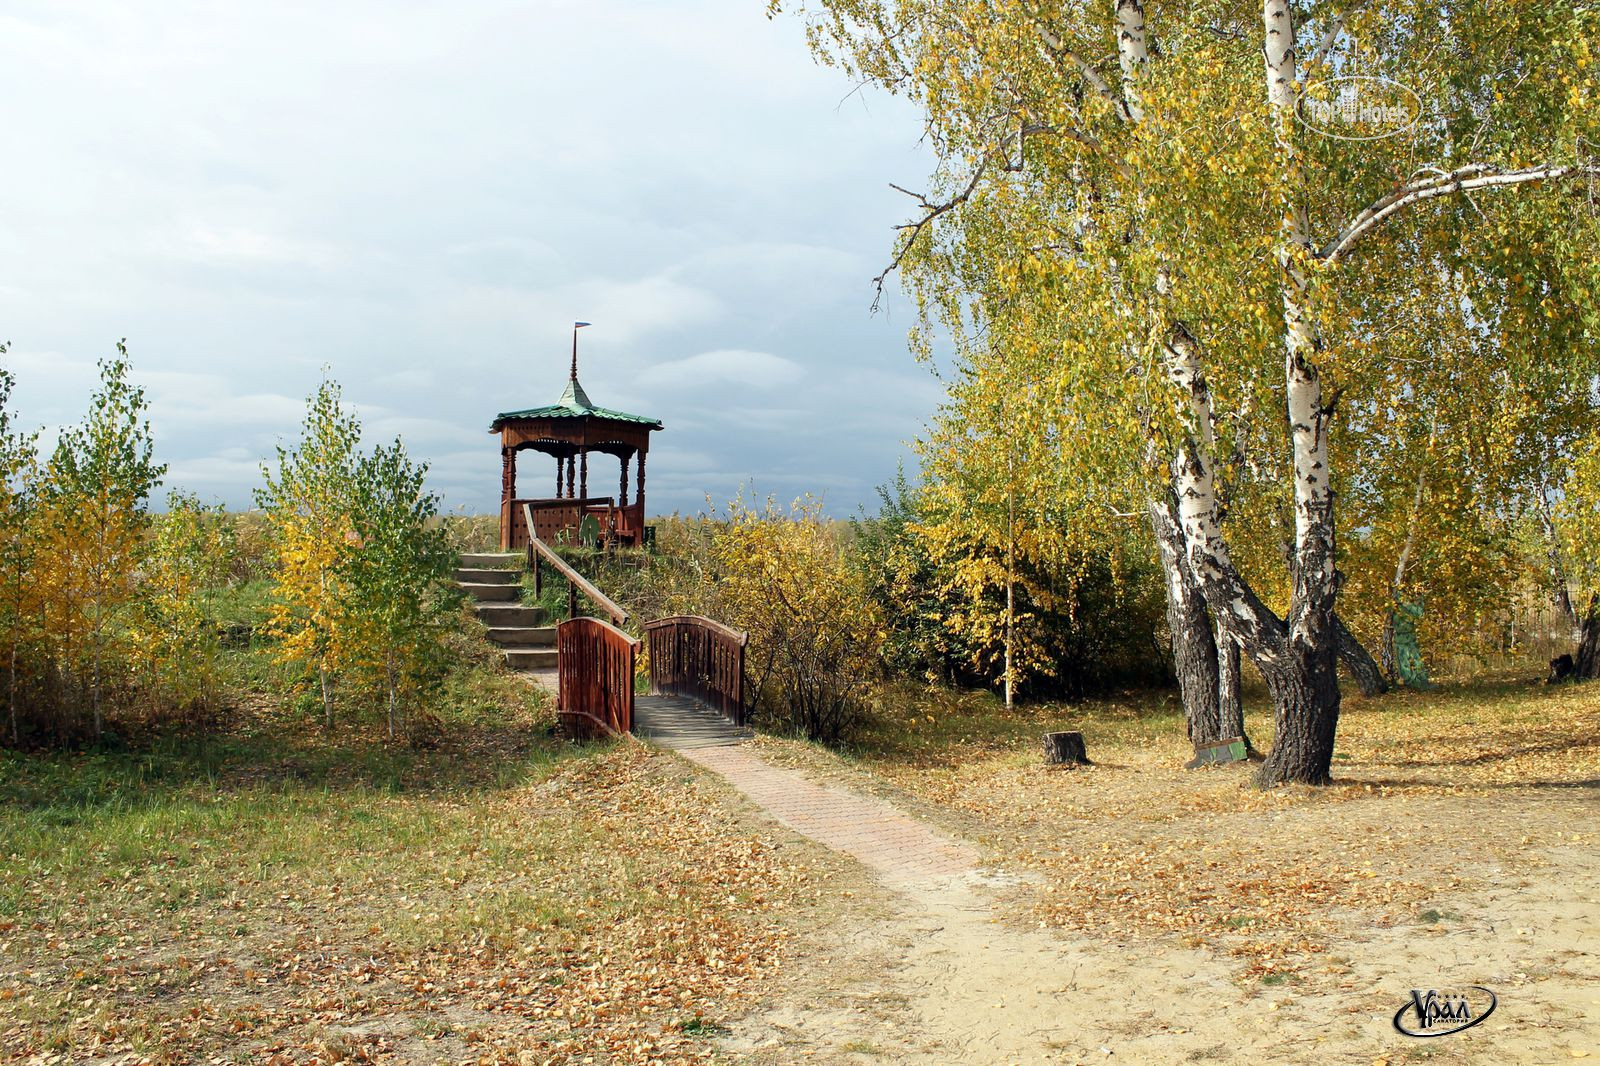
[{"left": 715, "top": 782, "right": 1598, "bottom": 1065}]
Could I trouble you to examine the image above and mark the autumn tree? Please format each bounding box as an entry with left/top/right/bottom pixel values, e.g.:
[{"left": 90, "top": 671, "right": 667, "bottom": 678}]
[
  {"left": 341, "top": 439, "right": 459, "bottom": 741},
  {"left": 1556, "top": 431, "right": 1600, "bottom": 679},
  {"left": 789, "top": 0, "right": 1600, "bottom": 783},
  {"left": 34, "top": 348, "right": 165, "bottom": 740},
  {"left": 132, "top": 491, "right": 233, "bottom": 715},
  {"left": 0, "top": 347, "right": 38, "bottom": 745},
  {"left": 257, "top": 378, "right": 360, "bottom": 729},
  {"left": 711, "top": 494, "right": 883, "bottom": 742},
  {"left": 852, "top": 467, "right": 980, "bottom": 684}
]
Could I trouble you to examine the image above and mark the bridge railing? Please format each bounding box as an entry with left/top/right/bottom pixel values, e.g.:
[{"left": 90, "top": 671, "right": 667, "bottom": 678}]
[
  {"left": 644, "top": 615, "right": 749, "bottom": 726},
  {"left": 523, "top": 504, "right": 629, "bottom": 626},
  {"left": 556, "top": 616, "right": 640, "bottom": 739}
]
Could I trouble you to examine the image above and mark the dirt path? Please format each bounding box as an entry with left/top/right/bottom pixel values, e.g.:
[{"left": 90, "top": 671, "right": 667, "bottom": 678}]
[{"left": 676, "top": 743, "right": 1599, "bottom": 1064}]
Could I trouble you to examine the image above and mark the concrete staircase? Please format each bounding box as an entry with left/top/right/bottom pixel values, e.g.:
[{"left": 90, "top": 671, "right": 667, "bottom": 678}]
[{"left": 457, "top": 553, "right": 558, "bottom": 674}]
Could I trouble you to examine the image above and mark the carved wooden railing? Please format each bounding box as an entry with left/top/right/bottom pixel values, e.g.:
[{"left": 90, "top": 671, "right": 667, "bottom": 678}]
[
  {"left": 556, "top": 616, "right": 640, "bottom": 739},
  {"left": 523, "top": 504, "right": 629, "bottom": 626},
  {"left": 644, "top": 615, "right": 748, "bottom": 726},
  {"left": 507, "top": 497, "right": 647, "bottom": 550}
]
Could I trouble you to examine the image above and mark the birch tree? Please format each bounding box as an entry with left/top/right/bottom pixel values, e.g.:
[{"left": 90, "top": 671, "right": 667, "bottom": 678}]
[
  {"left": 341, "top": 439, "right": 457, "bottom": 741},
  {"left": 789, "top": 0, "right": 1600, "bottom": 783},
  {"left": 133, "top": 492, "right": 233, "bottom": 715},
  {"left": 37, "top": 349, "right": 165, "bottom": 740},
  {"left": 0, "top": 349, "right": 39, "bottom": 746},
  {"left": 257, "top": 378, "right": 360, "bottom": 729}
]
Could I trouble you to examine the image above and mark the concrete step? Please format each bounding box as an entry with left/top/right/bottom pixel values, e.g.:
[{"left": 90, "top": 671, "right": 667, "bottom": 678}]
[
  {"left": 485, "top": 626, "right": 556, "bottom": 648},
  {"left": 455, "top": 567, "right": 520, "bottom": 585},
  {"left": 460, "top": 582, "right": 519, "bottom": 602},
  {"left": 503, "top": 647, "right": 559, "bottom": 671},
  {"left": 460, "top": 552, "right": 522, "bottom": 569},
  {"left": 520, "top": 668, "right": 559, "bottom": 696},
  {"left": 476, "top": 604, "right": 548, "bottom": 628}
]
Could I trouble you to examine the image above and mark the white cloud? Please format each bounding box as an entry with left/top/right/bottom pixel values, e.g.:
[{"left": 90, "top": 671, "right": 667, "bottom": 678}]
[
  {"left": 437, "top": 275, "right": 723, "bottom": 350},
  {"left": 639, "top": 350, "right": 804, "bottom": 391},
  {"left": 139, "top": 371, "right": 306, "bottom": 434},
  {"left": 163, "top": 455, "right": 264, "bottom": 492},
  {"left": 168, "top": 223, "right": 345, "bottom": 271}
]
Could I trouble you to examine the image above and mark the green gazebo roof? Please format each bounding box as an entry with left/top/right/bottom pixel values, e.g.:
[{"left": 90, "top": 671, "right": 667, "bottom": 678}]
[{"left": 491, "top": 376, "right": 662, "bottom": 430}]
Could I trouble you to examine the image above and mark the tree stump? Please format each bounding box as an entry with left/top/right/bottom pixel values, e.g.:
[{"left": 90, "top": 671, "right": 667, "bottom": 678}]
[{"left": 1043, "top": 730, "right": 1090, "bottom": 767}]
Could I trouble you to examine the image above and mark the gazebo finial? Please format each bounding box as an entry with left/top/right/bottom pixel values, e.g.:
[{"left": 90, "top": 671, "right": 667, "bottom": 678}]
[{"left": 571, "top": 321, "right": 590, "bottom": 381}]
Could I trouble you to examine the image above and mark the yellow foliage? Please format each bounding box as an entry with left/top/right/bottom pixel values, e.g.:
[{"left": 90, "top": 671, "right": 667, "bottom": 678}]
[{"left": 710, "top": 493, "right": 882, "bottom": 742}]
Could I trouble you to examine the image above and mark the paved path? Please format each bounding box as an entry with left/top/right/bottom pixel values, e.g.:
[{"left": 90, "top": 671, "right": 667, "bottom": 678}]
[
  {"left": 634, "top": 695, "right": 977, "bottom": 884},
  {"left": 684, "top": 744, "right": 978, "bottom": 882}
]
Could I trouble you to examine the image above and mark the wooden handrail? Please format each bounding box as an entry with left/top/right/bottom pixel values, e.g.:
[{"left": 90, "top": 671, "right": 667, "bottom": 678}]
[
  {"left": 519, "top": 495, "right": 615, "bottom": 508},
  {"left": 557, "top": 616, "right": 641, "bottom": 739},
  {"left": 568, "top": 614, "right": 640, "bottom": 649},
  {"left": 642, "top": 614, "right": 748, "bottom": 646},
  {"left": 523, "top": 503, "right": 629, "bottom": 625}
]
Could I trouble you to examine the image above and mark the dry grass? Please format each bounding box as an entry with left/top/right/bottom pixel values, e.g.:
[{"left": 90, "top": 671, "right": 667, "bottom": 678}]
[
  {"left": 755, "top": 674, "right": 1600, "bottom": 980},
  {"left": 0, "top": 697, "right": 849, "bottom": 1064}
]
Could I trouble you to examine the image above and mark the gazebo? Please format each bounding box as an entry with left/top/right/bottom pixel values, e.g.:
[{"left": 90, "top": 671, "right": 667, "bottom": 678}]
[{"left": 491, "top": 332, "right": 662, "bottom": 551}]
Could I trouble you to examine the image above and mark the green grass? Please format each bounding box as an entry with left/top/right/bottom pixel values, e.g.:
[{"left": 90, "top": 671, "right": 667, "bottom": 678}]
[
  {"left": 0, "top": 698, "right": 620, "bottom": 1061},
  {"left": 674, "top": 1016, "right": 731, "bottom": 1037},
  {"left": 206, "top": 578, "right": 275, "bottom": 630},
  {"left": 0, "top": 688, "right": 573, "bottom": 919}
]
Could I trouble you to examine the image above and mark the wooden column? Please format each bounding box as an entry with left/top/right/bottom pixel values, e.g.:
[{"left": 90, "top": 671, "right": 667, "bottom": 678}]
[
  {"left": 579, "top": 449, "right": 588, "bottom": 499},
  {"left": 636, "top": 450, "right": 646, "bottom": 513},
  {"left": 500, "top": 447, "right": 517, "bottom": 550},
  {"left": 619, "top": 454, "right": 630, "bottom": 507},
  {"left": 565, "top": 455, "right": 575, "bottom": 498},
  {"left": 501, "top": 447, "right": 517, "bottom": 502},
  {"left": 555, "top": 456, "right": 563, "bottom": 496}
]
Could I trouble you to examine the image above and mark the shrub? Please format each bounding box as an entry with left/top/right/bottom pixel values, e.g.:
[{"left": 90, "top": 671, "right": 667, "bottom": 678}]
[
  {"left": 130, "top": 491, "right": 233, "bottom": 718},
  {"left": 711, "top": 494, "right": 882, "bottom": 743}
]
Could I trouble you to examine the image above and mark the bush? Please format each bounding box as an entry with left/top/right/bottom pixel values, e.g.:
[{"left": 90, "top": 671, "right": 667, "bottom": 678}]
[
  {"left": 855, "top": 470, "right": 1170, "bottom": 700},
  {"left": 711, "top": 494, "right": 882, "bottom": 743}
]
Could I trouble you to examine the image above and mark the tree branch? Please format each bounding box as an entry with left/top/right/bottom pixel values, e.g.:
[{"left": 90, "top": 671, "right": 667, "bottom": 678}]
[
  {"left": 1320, "top": 163, "right": 1597, "bottom": 263},
  {"left": 873, "top": 165, "right": 988, "bottom": 309},
  {"left": 1301, "top": 10, "right": 1347, "bottom": 78},
  {"left": 1030, "top": 17, "right": 1132, "bottom": 123}
]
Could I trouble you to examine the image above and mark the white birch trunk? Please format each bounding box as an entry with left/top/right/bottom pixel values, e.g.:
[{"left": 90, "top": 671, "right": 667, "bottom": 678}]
[
  {"left": 1258, "top": 0, "right": 1342, "bottom": 784},
  {"left": 1114, "top": 0, "right": 1148, "bottom": 123}
]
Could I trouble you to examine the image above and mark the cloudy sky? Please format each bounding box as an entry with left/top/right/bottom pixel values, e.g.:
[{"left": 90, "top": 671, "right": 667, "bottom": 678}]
[{"left": 0, "top": 0, "right": 944, "bottom": 516}]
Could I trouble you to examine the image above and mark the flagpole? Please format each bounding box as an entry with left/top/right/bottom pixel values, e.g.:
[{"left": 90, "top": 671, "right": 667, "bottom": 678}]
[{"left": 571, "top": 321, "right": 591, "bottom": 380}]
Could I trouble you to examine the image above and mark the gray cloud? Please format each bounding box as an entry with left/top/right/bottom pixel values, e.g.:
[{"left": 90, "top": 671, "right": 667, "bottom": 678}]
[{"left": 0, "top": 0, "right": 937, "bottom": 516}]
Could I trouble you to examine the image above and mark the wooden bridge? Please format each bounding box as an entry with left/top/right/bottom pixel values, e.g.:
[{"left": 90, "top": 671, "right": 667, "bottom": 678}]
[{"left": 456, "top": 504, "right": 750, "bottom": 743}]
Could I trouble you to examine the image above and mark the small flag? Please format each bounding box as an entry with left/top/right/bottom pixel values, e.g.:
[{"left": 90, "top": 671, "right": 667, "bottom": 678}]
[{"left": 574, "top": 321, "right": 591, "bottom": 328}]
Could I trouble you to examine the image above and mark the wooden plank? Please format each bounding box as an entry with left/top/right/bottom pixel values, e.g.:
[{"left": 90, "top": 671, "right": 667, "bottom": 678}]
[
  {"left": 642, "top": 615, "right": 748, "bottom": 726},
  {"left": 556, "top": 616, "right": 640, "bottom": 739}
]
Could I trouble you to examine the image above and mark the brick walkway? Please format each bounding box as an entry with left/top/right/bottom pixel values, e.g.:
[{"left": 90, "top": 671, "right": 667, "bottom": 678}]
[{"left": 682, "top": 744, "right": 979, "bottom": 883}]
